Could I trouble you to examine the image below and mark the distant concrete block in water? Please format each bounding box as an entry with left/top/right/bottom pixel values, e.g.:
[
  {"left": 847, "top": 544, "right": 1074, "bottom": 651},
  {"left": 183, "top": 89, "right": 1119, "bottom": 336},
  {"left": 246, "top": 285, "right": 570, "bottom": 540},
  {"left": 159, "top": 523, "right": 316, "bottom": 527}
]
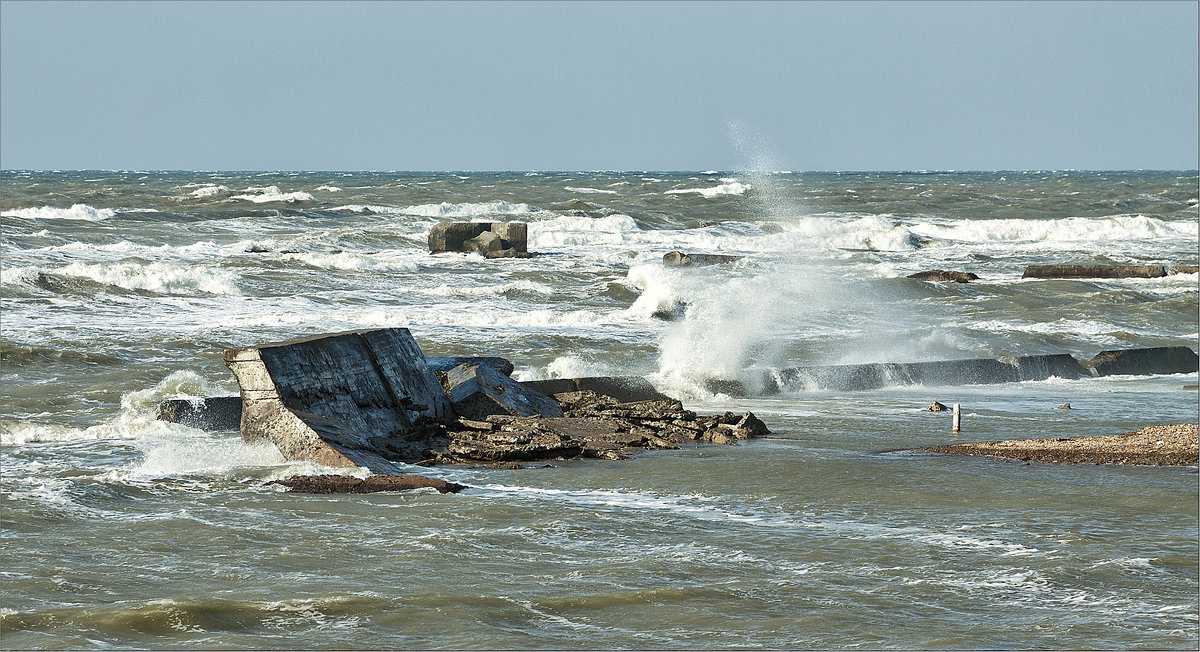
[
  {"left": 223, "top": 328, "right": 452, "bottom": 474},
  {"left": 663, "top": 251, "right": 743, "bottom": 267},
  {"left": 1083, "top": 346, "right": 1199, "bottom": 377},
  {"left": 429, "top": 222, "right": 530, "bottom": 258},
  {"left": 907, "top": 270, "right": 980, "bottom": 283},
  {"left": 444, "top": 363, "right": 564, "bottom": 420},
  {"left": 157, "top": 396, "right": 242, "bottom": 430},
  {"left": 1022, "top": 264, "right": 1167, "bottom": 279},
  {"left": 520, "top": 376, "right": 672, "bottom": 403}
]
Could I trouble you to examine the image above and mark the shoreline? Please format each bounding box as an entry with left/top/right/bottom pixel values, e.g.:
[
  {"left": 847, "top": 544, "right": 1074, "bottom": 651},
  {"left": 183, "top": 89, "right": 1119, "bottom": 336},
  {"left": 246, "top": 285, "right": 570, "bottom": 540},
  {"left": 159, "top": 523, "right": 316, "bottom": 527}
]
[{"left": 923, "top": 424, "right": 1199, "bottom": 466}]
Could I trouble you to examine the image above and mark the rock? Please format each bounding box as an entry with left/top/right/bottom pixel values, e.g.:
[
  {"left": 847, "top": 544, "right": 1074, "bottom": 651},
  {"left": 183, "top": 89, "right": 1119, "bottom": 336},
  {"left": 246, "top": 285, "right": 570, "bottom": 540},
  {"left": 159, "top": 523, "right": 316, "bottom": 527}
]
[
  {"left": 428, "top": 222, "right": 529, "bottom": 257},
  {"left": 735, "top": 412, "right": 769, "bottom": 437},
  {"left": 520, "top": 376, "right": 672, "bottom": 404},
  {"left": 1056, "top": 403, "right": 1072, "bottom": 409},
  {"left": 651, "top": 300, "right": 689, "bottom": 321},
  {"left": 271, "top": 474, "right": 466, "bottom": 494},
  {"left": 922, "top": 424, "right": 1198, "bottom": 466},
  {"left": 1171, "top": 265, "right": 1198, "bottom": 274},
  {"left": 925, "top": 401, "right": 948, "bottom": 412},
  {"left": 443, "top": 363, "right": 564, "bottom": 420},
  {"left": 157, "top": 396, "right": 243, "bottom": 430},
  {"left": 1082, "top": 346, "right": 1199, "bottom": 377},
  {"left": 244, "top": 244, "right": 271, "bottom": 253},
  {"left": 907, "top": 270, "right": 979, "bottom": 283},
  {"left": 663, "top": 251, "right": 743, "bottom": 267},
  {"left": 223, "top": 328, "right": 452, "bottom": 474},
  {"left": 1021, "top": 264, "right": 1167, "bottom": 279}
]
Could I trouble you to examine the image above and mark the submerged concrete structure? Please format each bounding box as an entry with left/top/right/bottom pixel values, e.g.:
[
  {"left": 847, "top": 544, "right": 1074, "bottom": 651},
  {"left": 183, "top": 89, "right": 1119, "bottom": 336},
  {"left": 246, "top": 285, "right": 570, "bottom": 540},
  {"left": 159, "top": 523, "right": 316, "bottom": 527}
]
[{"left": 428, "top": 222, "right": 530, "bottom": 258}]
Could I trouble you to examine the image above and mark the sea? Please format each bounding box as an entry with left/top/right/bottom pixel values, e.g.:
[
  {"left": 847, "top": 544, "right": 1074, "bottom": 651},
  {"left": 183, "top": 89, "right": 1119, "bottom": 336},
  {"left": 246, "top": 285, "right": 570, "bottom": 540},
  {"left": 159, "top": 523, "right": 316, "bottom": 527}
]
[{"left": 1, "top": 169, "right": 1198, "bottom": 650}]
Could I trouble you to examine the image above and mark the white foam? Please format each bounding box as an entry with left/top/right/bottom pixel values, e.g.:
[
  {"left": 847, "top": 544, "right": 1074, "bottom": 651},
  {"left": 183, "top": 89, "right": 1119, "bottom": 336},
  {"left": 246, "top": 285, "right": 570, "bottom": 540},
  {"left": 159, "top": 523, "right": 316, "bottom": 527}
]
[
  {"left": 665, "top": 180, "right": 751, "bottom": 198},
  {"left": 909, "top": 214, "right": 1196, "bottom": 245},
  {"left": 2, "top": 203, "right": 116, "bottom": 221},
  {"left": 231, "top": 186, "right": 314, "bottom": 203},
  {"left": 188, "top": 184, "right": 230, "bottom": 198},
  {"left": 564, "top": 186, "right": 617, "bottom": 195},
  {"left": 316, "top": 185, "right": 342, "bottom": 192},
  {"left": 395, "top": 200, "right": 538, "bottom": 218},
  {"left": 530, "top": 213, "right": 640, "bottom": 248},
  {"left": 56, "top": 260, "right": 241, "bottom": 295},
  {"left": 282, "top": 250, "right": 419, "bottom": 273}
]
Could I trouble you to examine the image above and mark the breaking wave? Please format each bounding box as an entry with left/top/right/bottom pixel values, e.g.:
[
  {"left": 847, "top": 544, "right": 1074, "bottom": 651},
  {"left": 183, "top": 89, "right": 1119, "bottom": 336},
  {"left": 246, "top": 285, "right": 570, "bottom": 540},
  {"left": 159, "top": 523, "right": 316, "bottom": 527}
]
[
  {"left": 230, "top": 186, "right": 314, "bottom": 203},
  {"left": 2, "top": 203, "right": 116, "bottom": 221},
  {"left": 665, "top": 179, "right": 752, "bottom": 198}
]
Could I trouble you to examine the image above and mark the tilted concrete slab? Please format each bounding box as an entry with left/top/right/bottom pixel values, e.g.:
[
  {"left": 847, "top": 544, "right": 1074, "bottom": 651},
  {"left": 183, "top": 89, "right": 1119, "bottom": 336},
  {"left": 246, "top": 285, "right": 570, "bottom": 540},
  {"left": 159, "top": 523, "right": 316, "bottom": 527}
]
[{"left": 223, "top": 328, "right": 452, "bottom": 473}]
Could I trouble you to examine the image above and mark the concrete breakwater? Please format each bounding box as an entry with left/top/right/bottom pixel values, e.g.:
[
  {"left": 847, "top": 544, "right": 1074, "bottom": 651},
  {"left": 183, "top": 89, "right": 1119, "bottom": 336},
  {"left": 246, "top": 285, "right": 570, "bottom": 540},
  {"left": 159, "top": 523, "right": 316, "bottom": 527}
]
[
  {"left": 216, "top": 328, "right": 769, "bottom": 482},
  {"left": 705, "top": 346, "right": 1199, "bottom": 397}
]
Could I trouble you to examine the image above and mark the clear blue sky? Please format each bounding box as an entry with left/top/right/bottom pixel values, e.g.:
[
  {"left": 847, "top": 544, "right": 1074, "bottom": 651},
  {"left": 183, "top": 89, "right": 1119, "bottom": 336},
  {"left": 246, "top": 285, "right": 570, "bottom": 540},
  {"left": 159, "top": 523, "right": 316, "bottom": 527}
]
[{"left": 1, "top": 1, "right": 1196, "bottom": 171}]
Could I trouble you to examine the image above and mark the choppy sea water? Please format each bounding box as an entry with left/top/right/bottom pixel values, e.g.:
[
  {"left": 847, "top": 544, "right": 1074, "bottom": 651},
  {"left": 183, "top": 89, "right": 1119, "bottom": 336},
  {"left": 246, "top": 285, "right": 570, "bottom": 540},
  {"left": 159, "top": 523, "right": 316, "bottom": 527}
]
[{"left": 1, "top": 170, "right": 1197, "bottom": 649}]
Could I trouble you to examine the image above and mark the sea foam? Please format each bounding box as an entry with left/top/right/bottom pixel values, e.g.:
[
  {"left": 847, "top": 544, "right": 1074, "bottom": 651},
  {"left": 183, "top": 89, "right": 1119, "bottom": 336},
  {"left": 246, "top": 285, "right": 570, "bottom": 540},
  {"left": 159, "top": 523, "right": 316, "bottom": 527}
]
[
  {"left": 2, "top": 203, "right": 116, "bottom": 221},
  {"left": 231, "top": 186, "right": 314, "bottom": 203},
  {"left": 665, "top": 180, "right": 752, "bottom": 198}
]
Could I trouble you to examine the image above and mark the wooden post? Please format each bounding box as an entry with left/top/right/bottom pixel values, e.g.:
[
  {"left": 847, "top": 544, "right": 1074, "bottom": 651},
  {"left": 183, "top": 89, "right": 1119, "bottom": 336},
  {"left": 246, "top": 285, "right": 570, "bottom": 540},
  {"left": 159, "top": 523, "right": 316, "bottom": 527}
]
[{"left": 952, "top": 403, "right": 961, "bottom": 432}]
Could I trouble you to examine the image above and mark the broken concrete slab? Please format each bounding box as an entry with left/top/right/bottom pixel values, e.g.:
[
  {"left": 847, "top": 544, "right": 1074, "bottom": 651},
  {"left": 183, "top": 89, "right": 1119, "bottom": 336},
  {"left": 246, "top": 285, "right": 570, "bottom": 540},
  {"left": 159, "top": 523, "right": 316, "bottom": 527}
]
[
  {"left": 223, "top": 328, "right": 451, "bottom": 473},
  {"left": 663, "top": 251, "right": 743, "bottom": 267},
  {"left": 271, "top": 475, "right": 466, "bottom": 494},
  {"left": 157, "top": 396, "right": 242, "bottom": 430},
  {"left": 1022, "top": 264, "right": 1167, "bottom": 279},
  {"left": 444, "top": 363, "right": 564, "bottom": 420},
  {"left": 907, "top": 270, "right": 980, "bottom": 282},
  {"left": 1082, "top": 346, "right": 1199, "bottom": 377},
  {"left": 520, "top": 376, "right": 671, "bottom": 403},
  {"left": 704, "top": 347, "right": 1197, "bottom": 396},
  {"left": 426, "top": 356, "right": 515, "bottom": 377}
]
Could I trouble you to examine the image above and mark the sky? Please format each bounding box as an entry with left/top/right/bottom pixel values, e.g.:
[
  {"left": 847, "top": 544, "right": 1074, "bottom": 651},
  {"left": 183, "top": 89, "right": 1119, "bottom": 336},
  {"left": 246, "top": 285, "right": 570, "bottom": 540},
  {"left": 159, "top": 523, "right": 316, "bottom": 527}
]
[{"left": 1, "top": 1, "right": 1196, "bottom": 171}]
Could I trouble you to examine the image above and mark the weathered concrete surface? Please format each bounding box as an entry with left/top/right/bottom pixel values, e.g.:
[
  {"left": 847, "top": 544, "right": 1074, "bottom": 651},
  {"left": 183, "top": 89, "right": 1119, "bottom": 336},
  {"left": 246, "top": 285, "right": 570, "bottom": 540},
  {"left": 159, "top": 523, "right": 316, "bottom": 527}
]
[
  {"left": 1172, "top": 265, "right": 1199, "bottom": 274},
  {"left": 444, "top": 363, "right": 564, "bottom": 420},
  {"left": 426, "top": 356, "right": 515, "bottom": 376},
  {"left": 157, "top": 396, "right": 242, "bottom": 430},
  {"left": 428, "top": 222, "right": 530, "bottom": 258},
  {"left": 1082, "top": 346, "right": 1199, "bottom": 377},
  {"left": 706, "top": 348, "right": 1197, "bottom": 396},
  {"left": 907, "top": 270, "right": 979, "bottom": 283},
  {"left": 520, "top": 376, "right": 671, "bottom": 404},
  {"left": 271, "top": 475, "right": 467, "bottom": 494},
  {"left": 223, "top": 328, "right": 452, "bottom": 474},
  {"left": 663, "top": 251, "right": 743, "bottom": 267},
  {"left": 1022, "top": 264, "right": 1167, "bottom": 279}
]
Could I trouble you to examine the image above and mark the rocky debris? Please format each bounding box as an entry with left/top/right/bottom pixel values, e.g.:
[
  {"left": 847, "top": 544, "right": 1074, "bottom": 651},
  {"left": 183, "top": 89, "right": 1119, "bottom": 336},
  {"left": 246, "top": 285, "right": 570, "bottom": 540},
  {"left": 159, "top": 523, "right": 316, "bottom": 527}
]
[
  {"left": 443, "top": 363, "right": 564, "bottom": 420},
  {"left": 271, "top": 474, "right": 466, "bottom": 494},
  {"left": 1056, "top": 403, "right": 1072, "bottom": 410},
  {"left": 157, "top": 396, "right": 242, "bottom": 430},
  {"left": 923, "top": 424, "right": 1198, "bottom": 466},
  {"left": 706, "top": 347, "right": 1198, "bottom": 396},
  {"left": 1172, "top": 265, "right": 1199, "bottom": 274},
  {"left": 1022, "top": 264, "right": 1167, "bottom": 279},
  {"left": 925, "top": 401, "right": 948, "bottom": 412},
  {"left": 663, "top": 251, "right": 743, "bottom": 267},
  {"left": 428, "top": 222, "right": 530, "bottom": 259},
  {"left": 907, "top": 270, "right": 980, "bottom": 283},
  {"left": 520, "top": 376, "right": 671, "bottom": 404},
  {"left": 651, "top": 300, "right": 689, "bottom": 321}
]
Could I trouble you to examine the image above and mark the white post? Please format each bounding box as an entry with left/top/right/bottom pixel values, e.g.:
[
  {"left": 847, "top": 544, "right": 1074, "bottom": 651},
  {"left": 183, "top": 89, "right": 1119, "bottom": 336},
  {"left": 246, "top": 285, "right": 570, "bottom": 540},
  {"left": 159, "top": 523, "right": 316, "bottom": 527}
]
[{"left": 952, "top": 403, "right": 961, "bottom": 432}]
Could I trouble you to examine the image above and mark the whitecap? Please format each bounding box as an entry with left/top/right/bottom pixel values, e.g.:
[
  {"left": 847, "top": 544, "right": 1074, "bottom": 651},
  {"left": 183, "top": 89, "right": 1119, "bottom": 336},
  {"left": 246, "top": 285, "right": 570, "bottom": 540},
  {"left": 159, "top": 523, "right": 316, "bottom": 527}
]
[
  {"left": 564, "top": 186, "right": 618, "bottom": 195},
  {"left": 2, "top": 203, "right": 116, "bottom": 221},
  {"left": 396, "top": 200, "right": 538, "bottom": 217},
  {"left": 56, "top": 260, "right": 241, "bottom": 295},
  {"left": 665, "top": 180, "right": 751, "bottom": 198},
  {"left": 316, "top": 185, "right": 342, "bottom": 192},
  {"left": 230, "top": 185, "right": 314, "bottom": 203},
  {"left": 188, "top": 184, "right": 230, "bottom": 198}
]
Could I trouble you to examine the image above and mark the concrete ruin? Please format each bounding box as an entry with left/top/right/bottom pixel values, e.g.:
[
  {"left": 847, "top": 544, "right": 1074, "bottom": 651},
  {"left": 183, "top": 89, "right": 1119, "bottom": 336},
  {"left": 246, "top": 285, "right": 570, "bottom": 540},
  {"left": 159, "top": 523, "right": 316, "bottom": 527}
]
[
  {"left": 706, "top": 347, "right": 1199, "bottom": 397},
  {"left": 1022, "top": 264, "right": 1168, "bottom": 279},
  {"left": 428, "top": 222, "right": 530, "bottom": 258},
  {"left": 663, "top": 251, "right": 743, "bottom": 267}
]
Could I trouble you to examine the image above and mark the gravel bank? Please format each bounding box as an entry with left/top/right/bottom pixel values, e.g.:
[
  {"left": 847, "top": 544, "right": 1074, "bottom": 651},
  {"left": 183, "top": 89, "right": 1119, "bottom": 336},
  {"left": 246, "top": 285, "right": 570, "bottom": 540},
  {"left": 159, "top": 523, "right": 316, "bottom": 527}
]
[{"left": 924, "top": 424, "right": 1198, "bottom": 466}]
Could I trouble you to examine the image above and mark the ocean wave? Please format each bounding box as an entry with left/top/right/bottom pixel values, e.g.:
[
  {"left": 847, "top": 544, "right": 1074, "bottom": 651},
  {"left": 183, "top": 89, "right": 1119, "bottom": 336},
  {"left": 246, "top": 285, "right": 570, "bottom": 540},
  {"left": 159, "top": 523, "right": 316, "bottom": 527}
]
[
  {"left": 54, "top": 260, "right": 241, "bottom": 295},
  {"left": 230, "top": 186, "right": 314, "bottom": 203},
  {"left": 665, "top": 180, "right": 751, "bottom": 198},
  {"left": 395, "top": 200, "right": 539, "bottom": 218},
  {"left": 316, "top": 185, "right": 342, "bottom": 192},
  {"left": 910, "top": 214, "right": 1197, "bottom": 244},
  {"left": 187, "top": 184, "right": 230, "bottom": 198},
  {"left": 564, "top": 186, "right": 618, "bottom": 195},
  {"left": 530, "top": 213, "right": 641, "bottom": 248},
  {"left": 2, "top": 203, "right": 116, "bottom": 221},
  {"left": 281, "top": 250, "right": 419, "bottom": 273}
]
